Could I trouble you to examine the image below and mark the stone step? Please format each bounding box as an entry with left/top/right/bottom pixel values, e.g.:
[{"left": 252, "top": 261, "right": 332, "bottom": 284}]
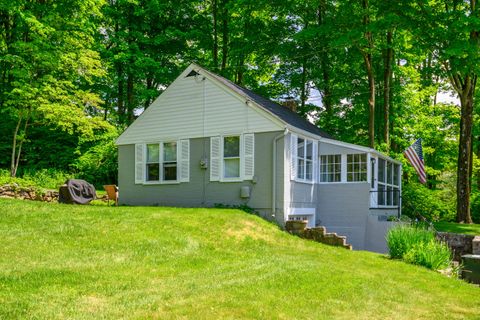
[{"left": 285, "top": 222, "right": 352, "bottom": 250}]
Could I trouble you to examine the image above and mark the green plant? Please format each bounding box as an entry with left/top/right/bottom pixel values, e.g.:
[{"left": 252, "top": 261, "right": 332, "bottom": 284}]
[
  {"left": 214, "top": 203, "right": 258, "bottom": 215},
  {"left": 403, "top": 240, "right": 452, "bottom": 271},
  {"left": 0, "top": 168, "right": 72, "bottom": 190},
  {"left": 401, "top": 182, "right": 456, "bottom": 222},
  {"left": 386, "top": 224, "right": 435, "bottom": 259}
]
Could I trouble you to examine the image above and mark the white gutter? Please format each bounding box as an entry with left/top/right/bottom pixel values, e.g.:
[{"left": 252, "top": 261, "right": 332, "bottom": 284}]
[{"left": 272, "top": 128, "right": 289, "bottom": 215}]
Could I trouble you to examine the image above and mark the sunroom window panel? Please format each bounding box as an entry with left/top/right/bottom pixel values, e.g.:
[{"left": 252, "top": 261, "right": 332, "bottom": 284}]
[
  {"left": 393, "top": 164, "right": 399, "bottom": 186},
  {"left": 378, "top": 158, "right": 385, "bottom": 183},
  {"left": 306, "top": 141, "right": 313, "bottom": 160},
  {"left": 298, "top": 159, "right": 305, "bottom": 179},
  {"left": 320, "top": 154, "right": 341, "bottom": 182},
  {"left": 347, "top": 153, "right": 367, "bottom": 182},
  {"left": 387, "top": 162, "right": 393, "bottom": 184}
]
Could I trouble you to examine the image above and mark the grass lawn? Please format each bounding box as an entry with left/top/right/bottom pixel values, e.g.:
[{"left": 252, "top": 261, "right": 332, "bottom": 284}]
[
  {"left": 434, "top": 221, "right": 480, "bottom": 235},
  {"left": 0, "top": 199, "right": 479, "bottom": 319}
]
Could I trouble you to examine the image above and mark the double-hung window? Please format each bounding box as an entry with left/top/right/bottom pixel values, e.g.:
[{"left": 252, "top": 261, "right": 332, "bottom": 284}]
[
  {"left": 320, "top": 155, "right": 341, "bottom": 182},
  {"left": 145, "top": 142, "right": 178, "bottom": 182},
  {"left": 297, "top": 137, "right": 313, "bottom": 181},
  {"left": 209, "top": 134, "right": 254, "bottom": 182},
  {"left": 377, "top": 158, "right": 400, "bottom": 206},
  {"left": 223, "top": 136, "right": 241, "bottom": 178},
  {"left": 347, "top": 153, "right": 367, "bottom": 182}
]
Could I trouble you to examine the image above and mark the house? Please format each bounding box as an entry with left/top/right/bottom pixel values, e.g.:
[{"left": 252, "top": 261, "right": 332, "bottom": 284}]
[{"left": 116, "top": 63, "right": 402, "bottom": 252}]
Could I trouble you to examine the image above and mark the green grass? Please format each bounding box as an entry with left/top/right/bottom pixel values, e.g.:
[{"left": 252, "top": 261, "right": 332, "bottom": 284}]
[
  {"left": 0, "top": 199, "right": 479, "bottom": 319},
  {"left": 434, "top": 221, "right": 480, "bottom": 235}
]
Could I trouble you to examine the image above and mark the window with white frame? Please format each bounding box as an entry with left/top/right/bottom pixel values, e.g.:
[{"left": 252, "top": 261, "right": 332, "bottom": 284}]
[
  {"left": 320, "top": 154, "right": 341, "bottom": 182},
  {"left": 347, "top": 153, "right": 367, "bottom": 182},
  {"left": 145, "top": 142, "right": 177, "bottom": 182},
  {"left": 296, "top": 137, "right": 313, "bottom": 181},
  {"left": 377, "top": 158, "right": 400, "bottom": 206},
  {"left": 223, "top": 136, "right": 240, "bottom": 178}
]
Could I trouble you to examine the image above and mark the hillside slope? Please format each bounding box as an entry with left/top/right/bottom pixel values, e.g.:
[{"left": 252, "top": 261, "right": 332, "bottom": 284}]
[{"left": 0, "top": 199, "right": 479, "bottom": 319}]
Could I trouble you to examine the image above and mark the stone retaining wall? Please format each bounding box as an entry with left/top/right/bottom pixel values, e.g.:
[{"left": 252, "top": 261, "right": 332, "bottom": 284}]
[
  {"left": 0, "top": 184, "right": 59, "bottom": 202},
  {"left": 436, "top": 232, "right": 476, "bottom": 261}
]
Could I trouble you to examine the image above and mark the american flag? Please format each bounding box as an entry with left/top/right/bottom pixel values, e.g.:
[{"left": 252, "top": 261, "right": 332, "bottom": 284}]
[{"left": 404, "top": 139, "right": 426, "bottom": 184}]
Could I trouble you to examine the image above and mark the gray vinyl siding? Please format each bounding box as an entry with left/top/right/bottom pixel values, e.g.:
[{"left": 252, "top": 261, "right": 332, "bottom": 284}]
[
  {"left": 318, "top": 141, "right": 365, "bottom": 155},
  {"left": 116, "top": 67, "right": 281, "bottom": 145},
  {"left": 118, "top": 131, "right": 284, "bottom": 222},
  {"left": 316, "top": 183, "right": 371, "bottom": 249}
]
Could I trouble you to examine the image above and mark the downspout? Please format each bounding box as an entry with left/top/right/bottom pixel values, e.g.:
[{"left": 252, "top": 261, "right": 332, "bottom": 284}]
[{"left": 272, "top": 128, "right": 289, "bottom": 216}]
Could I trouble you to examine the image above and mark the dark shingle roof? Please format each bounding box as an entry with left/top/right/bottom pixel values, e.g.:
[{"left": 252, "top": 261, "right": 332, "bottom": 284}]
[{"left": 198, "top": 66, "right": 334, "bottom": 139}]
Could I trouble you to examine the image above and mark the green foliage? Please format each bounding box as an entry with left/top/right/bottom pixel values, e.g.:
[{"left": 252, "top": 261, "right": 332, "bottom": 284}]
[
  {"left": 403, "top": 240, "right": 452, "bottom": 271},
  {"left": 72, "top": 138, "right": 118, "bottom": 187},
  {"left": 387, "top": 224, "right": 452, "bottom": 271},
  {"left": 401, "top": 182, "right": 456, "bottom": 222},
  {"left": 214, "top": 203, "right": 258, "bottom": 215},
  {"left": 470, "top": 192, "right": 480, "bottom": 224},
  {"left": 386, "top": 224, "right": 435, "bottom": 259},
  {"left": 0, "top": 169, "right": 72, "bottom": 191}
]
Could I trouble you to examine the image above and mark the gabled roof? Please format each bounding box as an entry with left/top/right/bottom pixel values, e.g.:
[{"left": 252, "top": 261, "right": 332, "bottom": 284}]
[{"left": 196, "top": 64, "right": 334, "bottom": 139}]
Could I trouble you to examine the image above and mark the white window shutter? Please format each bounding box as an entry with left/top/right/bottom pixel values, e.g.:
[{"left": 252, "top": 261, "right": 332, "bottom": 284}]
[
  {"left": 210, "top": 136, "right": 221, "bottom": 181},
  {"left": 313, "top": 141, "right": 318, "bottom": 183},
  {"left": 135, "top": 144, "right": 144, "bottom": 184},
  {"left": 243, "top": 133, "right": 255, "bottom": 180},
  {"left": 179, "top": 139, "right": 190, "bottom": 182},
  {"left": 290, "top": 134, "right": 298, "bottom": 180}
]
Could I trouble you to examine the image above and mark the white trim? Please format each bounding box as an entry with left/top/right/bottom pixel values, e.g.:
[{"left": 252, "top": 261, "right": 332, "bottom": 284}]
[
  {"left": 289, "top": 207, "right": 315, "bottom": 215},
  {"left": 141, "top": 140, "right": 181, "bottom": 184},
  {"left": 288, "top": 207, "right": 316, "bottom": 228}
]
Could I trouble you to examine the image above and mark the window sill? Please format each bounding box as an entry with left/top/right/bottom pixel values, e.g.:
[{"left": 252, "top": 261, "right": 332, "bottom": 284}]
[
  {"left": 219, "top": 178, "right": 244, "bottom": 183},
  {"left": 292, "top": 179, "right": 315, "bottom": 185},
  {"left": 143, "top": 181, "right": 181, "bottom": 185},
  {"left": 317, "top": 181, "right": 369, "bottom": 185}
]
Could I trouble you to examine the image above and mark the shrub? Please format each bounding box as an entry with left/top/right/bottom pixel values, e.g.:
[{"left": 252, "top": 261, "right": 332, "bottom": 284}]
[
  {"left": 0, "top": 168, "right": 72, "bottom": 190},
  {"left": 403, "top": 240, "right": 452, "bottom": 271},
  {"left": 72, "top": 138, "right": 118, "bottom": 187},
  {"left": 401, "top": 182, "right": 455, "bottom": 221},
  {"left": 386, "top": 224, "right": 434, "bottom": 259},
  {"left": 387, "top": 224, "right": 452, "bottom": 271},
  {"left": 470, "top": 192, "right": 480, "bottom": 223}
]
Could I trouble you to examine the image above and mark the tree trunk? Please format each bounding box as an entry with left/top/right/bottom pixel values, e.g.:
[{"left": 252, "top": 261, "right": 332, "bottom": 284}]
[
  {"left": 126, "top": 73, "right": 134, "bottom": 124},
  {"left": 383, "top": 31, "right": 393, "bottom": 148},
  {"left": 477, "top": 136, "right": 480, "bottom": 191},
  {"left": 456, "top": 87, "right": 475, "bottom": 223},
  {"left": 317, "top": 0, "right": 332, "bottom": 124},
  {"left": 116, "top": 63, "right": 125, "bottom": 125},
  {"left": 300, "top": 57, "right": 308, "bottom": 109},
  {"left": 10, "top": 115, "right": 22, "bottom": 177},
  {"left": 220, "top": 0, "right": 229, "bottom": 72},
  {"left": 362, "top": 0, "right": 375, "bottom": 148},
  {"left": 212, "top": 0, "right": 219, "bottom": 70}
]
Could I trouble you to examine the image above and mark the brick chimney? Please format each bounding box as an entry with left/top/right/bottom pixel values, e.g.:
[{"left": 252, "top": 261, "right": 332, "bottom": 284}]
[{"left": 281, "top": 97, "right": 298, "bottom": 112}]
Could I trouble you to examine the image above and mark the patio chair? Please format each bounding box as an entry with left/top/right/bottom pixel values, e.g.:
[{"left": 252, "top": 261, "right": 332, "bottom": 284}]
[{"left": 103, "top": 185, "right": 119, "bottom": 206}]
